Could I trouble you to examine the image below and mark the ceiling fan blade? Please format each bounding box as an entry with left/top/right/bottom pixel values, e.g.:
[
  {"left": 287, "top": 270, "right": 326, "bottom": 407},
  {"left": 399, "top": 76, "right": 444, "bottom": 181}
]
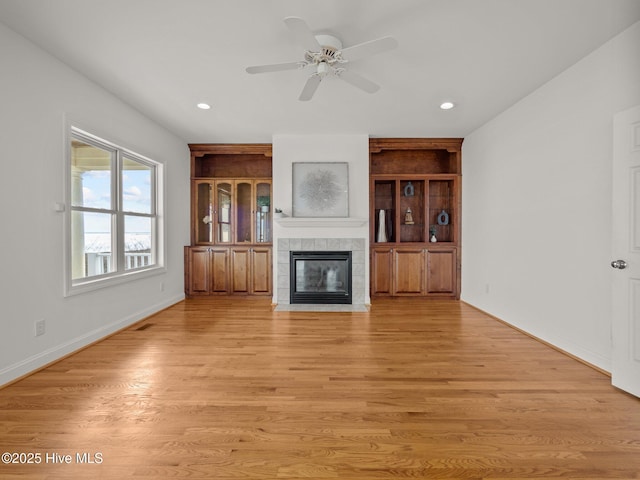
[
  {"left": 246, "top": 61, "right": 307, "bottom": 74},
  {"left": 336, "top": 69, "right": 380, "bottom": 94},
  {"left": 284, "top": 16, "right": 322, "bottom": 52},
  {"left": 299, "top": 74, "right": 322, "bottom": 101},
  {"left": 340, "top": 36, "right": 398, "bottom": 61}
]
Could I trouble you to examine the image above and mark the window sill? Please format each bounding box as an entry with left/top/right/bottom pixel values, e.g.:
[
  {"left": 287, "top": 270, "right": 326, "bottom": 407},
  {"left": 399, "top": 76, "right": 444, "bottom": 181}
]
[{"left": 65, "top": 265, "right": 166, "bottom": 297}]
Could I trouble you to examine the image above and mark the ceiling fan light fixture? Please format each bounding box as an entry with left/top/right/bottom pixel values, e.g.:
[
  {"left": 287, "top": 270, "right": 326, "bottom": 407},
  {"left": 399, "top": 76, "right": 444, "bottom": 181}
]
[
  {"left": 440, "top": 101, "right": 455, "bottom": 110},
  {"left": 197, "top": 103, "right": 211, "bottom": 110},
  {"left": 317, "top": 61, "right": 330, "bottom": 76}
]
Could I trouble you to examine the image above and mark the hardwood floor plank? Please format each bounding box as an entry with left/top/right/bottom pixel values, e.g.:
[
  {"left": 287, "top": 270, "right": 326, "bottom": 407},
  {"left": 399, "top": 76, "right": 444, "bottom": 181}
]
[{"left": 0, "top": 298, "right": 638, "bottom": 479}]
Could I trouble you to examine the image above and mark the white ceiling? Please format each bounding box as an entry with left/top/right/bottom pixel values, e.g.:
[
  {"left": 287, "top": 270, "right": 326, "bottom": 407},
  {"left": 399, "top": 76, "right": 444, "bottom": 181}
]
[{"left": 1, "top": 0, "right": 639, "bottom": 143}]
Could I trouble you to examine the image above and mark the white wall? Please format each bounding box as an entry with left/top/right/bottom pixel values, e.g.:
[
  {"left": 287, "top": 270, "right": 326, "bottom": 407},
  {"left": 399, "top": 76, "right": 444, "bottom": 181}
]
[
  {"left": 462, "top": 21, "right": 640, "bottom": 372},
  {"left": 0, "top": 23, "right": 190, "bottom": 386},
  {"left": 272, "top": 134, "right": 370, "bottom": 303}
]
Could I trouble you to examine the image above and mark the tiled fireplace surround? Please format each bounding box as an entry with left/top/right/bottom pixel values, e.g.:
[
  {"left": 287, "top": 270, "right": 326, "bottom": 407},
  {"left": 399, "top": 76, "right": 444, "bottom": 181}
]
[{"left": 276, "top": 237, "right": 367, "bottom": 306}]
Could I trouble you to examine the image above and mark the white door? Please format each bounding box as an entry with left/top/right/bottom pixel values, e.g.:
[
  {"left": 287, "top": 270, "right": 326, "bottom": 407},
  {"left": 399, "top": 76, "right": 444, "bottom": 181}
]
[{"left": 611, "top": 104, "right": 640, "bottom": 398}]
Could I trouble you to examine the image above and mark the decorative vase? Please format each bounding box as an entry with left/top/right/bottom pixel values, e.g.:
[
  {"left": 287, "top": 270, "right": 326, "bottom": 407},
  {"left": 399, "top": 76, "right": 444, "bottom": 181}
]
[
  {"left": 403, "top": 182, "right": 414, "bottom": 197},
  {"left": 437, "top": 209, "right": 449, "bottom": 225},
  {"left": 377, "top": 209, "right": 388, "bottom": 242},
  {"left": 430, "top": 234, "right": 437, "bottom": 243}
]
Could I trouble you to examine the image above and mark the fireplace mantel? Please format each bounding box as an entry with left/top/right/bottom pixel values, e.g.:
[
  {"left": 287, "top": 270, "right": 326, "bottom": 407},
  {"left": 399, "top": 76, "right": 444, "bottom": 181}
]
[{"left": 275, "top": 217, "right": 368, "bottom": 228}]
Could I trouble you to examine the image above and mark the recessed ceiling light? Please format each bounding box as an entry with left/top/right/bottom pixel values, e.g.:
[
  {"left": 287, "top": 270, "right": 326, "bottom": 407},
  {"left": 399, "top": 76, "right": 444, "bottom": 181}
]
[
  {"left": 197, "top": 103, "right": 211, "bottom": 110},
  {"left": 440, "top": 101, "right": 455, "bottom": 110}
]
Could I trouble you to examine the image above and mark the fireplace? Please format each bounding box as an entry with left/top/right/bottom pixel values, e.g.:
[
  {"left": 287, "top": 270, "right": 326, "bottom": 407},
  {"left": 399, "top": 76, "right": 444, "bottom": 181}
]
[{"left": 290, "top": 251, "right": 352, "bottom": 304}]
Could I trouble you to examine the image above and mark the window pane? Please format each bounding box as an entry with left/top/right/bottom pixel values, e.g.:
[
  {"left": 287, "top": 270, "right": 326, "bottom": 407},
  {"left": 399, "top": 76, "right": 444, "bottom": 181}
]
[
  {"left": 124, "top": 215, "right": 152, "bottom": 270},
  {"left": 122, "top": 157, "right": 152, "bottom": 214},
  {"left": 71, "top": 210, "right": 114, "bottom": 280},
  {"left": 71, "top": 139, "right": 113, "bottom": 209}
]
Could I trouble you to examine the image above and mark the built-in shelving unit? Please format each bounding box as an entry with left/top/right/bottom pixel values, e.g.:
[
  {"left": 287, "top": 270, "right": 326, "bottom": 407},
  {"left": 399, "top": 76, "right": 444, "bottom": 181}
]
[
  {"left": 185, "top": 144, "right": 273, "bottom": 296},
  {"left": 369, "top": 138, "right": 462, "bottom": 298}
]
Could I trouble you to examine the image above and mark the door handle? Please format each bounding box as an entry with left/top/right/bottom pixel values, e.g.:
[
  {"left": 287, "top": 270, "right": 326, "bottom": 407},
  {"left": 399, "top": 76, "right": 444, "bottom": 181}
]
[{"left": 611, "top": 259, "right": 628, "bottom": 269}]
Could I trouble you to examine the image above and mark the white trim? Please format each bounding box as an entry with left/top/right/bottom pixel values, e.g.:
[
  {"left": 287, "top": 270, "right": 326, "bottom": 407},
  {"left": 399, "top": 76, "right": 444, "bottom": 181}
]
[
  {"left": 0, "top": 294, "right": 184, "bottom": 388},
  {"left": 64, "top": 264, "right": 167, "bottom": 297},
  {"left": 63, "top": 122, "right": 165, "bottom": 296},
  {"left": 275, "top": 217, "right": 368, "bottom": 228}
]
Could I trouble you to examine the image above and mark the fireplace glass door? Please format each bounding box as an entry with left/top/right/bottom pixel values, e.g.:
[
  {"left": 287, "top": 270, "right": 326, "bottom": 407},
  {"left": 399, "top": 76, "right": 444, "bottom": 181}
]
[{"left": 290, "top": 251, "right": 352, "bottom": 304}]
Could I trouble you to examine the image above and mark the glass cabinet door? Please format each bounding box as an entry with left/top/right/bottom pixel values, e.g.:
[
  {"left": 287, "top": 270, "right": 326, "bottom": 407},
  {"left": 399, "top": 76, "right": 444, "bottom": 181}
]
[
  {"left": 194, "top": 179, "right": 273, "bottom": 245},
  {"left": 215, "top": 181, "right": 232, "bottom": 243},
  {"left": 195, "top": 180, "right": 213, "bottom": 244},
  {"left": 236, "top": 181, "right": 252, "bottom": 243},
  {"left": 255, "top": 181, "right": 271, "bottom": 243}
]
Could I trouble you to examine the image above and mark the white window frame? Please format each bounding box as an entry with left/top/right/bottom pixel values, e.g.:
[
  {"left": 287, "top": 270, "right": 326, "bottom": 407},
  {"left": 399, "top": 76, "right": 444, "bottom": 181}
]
[{"left": 64, "top": 126, "right": 165, "bottom": 296}]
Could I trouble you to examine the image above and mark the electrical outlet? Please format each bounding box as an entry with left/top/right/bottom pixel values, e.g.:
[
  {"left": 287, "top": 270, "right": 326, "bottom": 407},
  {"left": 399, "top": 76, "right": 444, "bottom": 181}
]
[
  {"left": 485, "top": 283, "right": 490, "bottom": 294},
  {"left": 160, "top": 282, "right": 165, "bottom": 292},
  {"left": 35, "top": 319, "right": 46, "bottom": 337}
]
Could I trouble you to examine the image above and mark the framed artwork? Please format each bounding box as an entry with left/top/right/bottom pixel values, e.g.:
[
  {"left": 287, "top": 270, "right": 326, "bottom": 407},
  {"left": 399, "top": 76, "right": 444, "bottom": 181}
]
[{"left": 292, "top": 162, "right": 349, "bottom": 217}]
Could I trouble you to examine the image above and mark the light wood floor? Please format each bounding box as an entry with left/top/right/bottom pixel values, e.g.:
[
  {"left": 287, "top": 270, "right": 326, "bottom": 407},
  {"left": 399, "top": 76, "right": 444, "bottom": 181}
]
[{"left": 1, "top": 298, "right": 639, "bottom": 479}]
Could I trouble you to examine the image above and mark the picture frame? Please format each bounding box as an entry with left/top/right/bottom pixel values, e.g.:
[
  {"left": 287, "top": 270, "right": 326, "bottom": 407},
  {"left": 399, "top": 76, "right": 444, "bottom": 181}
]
[{"left": 292, "top": 162, "right": 349, "bottom": 217}]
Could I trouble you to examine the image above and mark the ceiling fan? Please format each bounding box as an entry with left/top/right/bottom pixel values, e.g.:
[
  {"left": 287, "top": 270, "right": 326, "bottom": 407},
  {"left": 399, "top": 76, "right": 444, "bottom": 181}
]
[{"left": 246, "top": 17, "right": 398, "bottom": 101}]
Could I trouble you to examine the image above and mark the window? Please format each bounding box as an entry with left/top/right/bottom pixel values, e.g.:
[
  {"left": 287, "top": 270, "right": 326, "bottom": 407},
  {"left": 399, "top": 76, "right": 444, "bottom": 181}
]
[{"left": 66, "top": 127, "right": 163, "bottom": 295}]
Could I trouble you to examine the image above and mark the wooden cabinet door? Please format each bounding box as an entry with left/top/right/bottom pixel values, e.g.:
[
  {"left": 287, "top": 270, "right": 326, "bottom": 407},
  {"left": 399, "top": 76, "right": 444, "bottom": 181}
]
[
  {"left": 394, "top": 248, "right": 425, "bottom": 294},
  {"left": 187, "top": 247, "right": 211, "bottom": 295},
  {"left": 371, "top": 248, "right": 393, "bottom": 295},
  {"left": 231, "top": 247, "right": 272, "bottom": 295},
  {"left": 210, "top": 248, "right": 230, "bottom": 294},
  {"left": 231, "top": 247, "right": 251, "bottom": 294},
  {"left": 251, "top": 247, "right": 272, "bottom": 295},
  {"left": 426, "top": 249, "right": 456, "bottom": 295}
]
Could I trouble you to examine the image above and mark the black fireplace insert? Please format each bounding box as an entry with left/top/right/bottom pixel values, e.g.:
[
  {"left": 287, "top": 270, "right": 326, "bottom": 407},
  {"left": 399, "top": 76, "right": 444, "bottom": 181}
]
[{"left": 290, "top": 251, "right": 352, "bottom": 304}]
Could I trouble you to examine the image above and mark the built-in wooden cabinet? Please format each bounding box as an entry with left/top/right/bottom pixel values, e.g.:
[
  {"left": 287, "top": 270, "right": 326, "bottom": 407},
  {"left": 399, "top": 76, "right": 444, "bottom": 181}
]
[
  {"left": 230, "top": 246, "right": 272, "bottom": 295},
  {"left": 184, "top": 246, "right": 230, "bottom": 295},
  {"left": 185, "top": 140, "right": 459, "bottom": 299},
  {"left": 371, "top": 246, "right": 457, "bottom": 296},
  {"left": 184, "top": 245, "right": 272, "bottom": 296},
  {"left": 369, "top": 138, "right": 462, "bottom": 299},
  {"left": 185, "top": 144, "right": 272, "bottom": 297}
]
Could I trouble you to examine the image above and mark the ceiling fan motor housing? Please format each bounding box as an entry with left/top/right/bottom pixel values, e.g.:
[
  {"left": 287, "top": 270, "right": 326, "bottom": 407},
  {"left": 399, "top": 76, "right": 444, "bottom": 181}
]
[{"left": 306, "top": 34, "right": 343, "bottom": 64}]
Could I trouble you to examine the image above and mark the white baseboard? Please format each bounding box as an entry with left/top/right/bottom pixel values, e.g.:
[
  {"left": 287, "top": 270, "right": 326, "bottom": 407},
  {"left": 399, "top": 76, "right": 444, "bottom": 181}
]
[
  {"left": 462, "top": 301, "right": 612, "bottom": 375},
  {"left": 0, "top": 293, "right": 185, "bottom": 388}
]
